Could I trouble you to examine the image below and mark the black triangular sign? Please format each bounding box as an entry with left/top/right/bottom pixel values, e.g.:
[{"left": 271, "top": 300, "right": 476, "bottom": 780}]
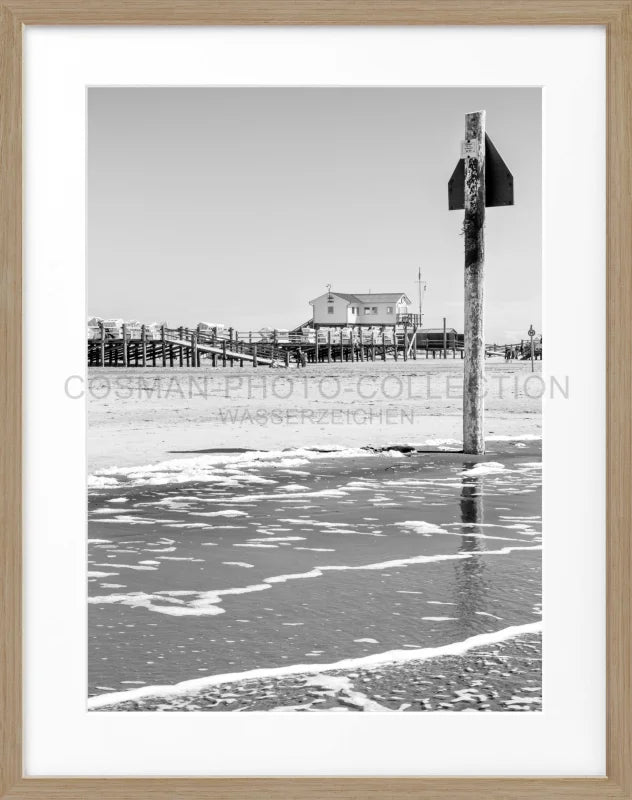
[{"left": 448, "top": 134, "right": 514, "bottom": 211}]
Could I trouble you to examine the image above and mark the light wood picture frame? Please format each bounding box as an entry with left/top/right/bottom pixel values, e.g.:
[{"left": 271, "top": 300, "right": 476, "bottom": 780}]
[{"left": 1, "top": 1, "right": 630, "bottom": 797}]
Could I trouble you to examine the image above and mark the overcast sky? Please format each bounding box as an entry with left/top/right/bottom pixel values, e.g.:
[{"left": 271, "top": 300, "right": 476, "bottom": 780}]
[{"left": 88, "top": 87, "right": 541, "bottom": 342}]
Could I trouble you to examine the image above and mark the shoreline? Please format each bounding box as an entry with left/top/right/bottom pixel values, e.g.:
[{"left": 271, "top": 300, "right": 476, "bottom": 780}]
[
  {"left": 89, "top": 622, "right": 541, "bottom": 709},
  {"left": 89, "top": 628, "right": 542, "bottom": 713}
]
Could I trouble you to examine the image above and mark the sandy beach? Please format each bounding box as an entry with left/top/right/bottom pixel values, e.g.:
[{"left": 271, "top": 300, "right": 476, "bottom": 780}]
[{"left": 87, "top": 360, "right": 542, "bottom": 472}]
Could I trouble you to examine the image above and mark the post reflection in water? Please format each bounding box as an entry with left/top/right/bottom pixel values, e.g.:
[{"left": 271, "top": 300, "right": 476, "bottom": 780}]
[{"left": 454, "top": 462, "right": 489, "bottom": 634}]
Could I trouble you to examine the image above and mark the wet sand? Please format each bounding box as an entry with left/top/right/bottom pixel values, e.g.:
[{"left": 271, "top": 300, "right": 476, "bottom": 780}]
[
  {"left": 91, "top": 632, "right": 541, "bottom": 712},
  {"left": 88, "top": 445, "right": 541, "bottom": 708}
]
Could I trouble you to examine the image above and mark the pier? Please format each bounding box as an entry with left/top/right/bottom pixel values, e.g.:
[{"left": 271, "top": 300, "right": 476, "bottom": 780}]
[{"left": 87, "top": 321, "right": 539, "bottom": 368}]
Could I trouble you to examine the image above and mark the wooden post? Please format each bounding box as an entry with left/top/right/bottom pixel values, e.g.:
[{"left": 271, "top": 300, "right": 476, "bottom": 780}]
[
  {"left": 412, "top": 325, "right": 417, "bottom": 360},
  {"left": 99, "top": 323, "right": 105, "bottom": 367},
  {"left": 253, "top": 343, "right": 258, "bottom": 368},
  {"left": 443, "top": 317, "right": 447, "bottom": 359},
  {"left": 222, "top": 339, "right": 227, "bottom": 367},
  {"left": 403, "top": 322, "right": 408, "bottom": 361},
  {"left": 285, "top": 350, "right": 290, "bottom": 368},
  {"left": 161, "top": 325, "right": 167, "bottom": 367},
  {"left": 314, "top": 326, "right": 319, "bottom": 363},
  {"left": 358, "top": 326, "right": 364, "bottom": 361},
  {"left": 141, "top": 325, "right": 147, "bottom": 367},
  {"left": 191, "top": 333, "right": 198, "bottom": 368},
  {"left": 327, "top": 329, "right": 332, "bottom": 363},
  {"left": 122, "top": 324, "right": 128, "bottom": 367},
  {"left": 393, "top": 325, "right": 398, "bottom": 361},
  {"left": 463, "top": 110, "right": 486, "bottom": 455},
  {"left": 178, "top": 327, "right": 184, "bottom": 367},
  {"left": 381, "top": 326, "right": 386, "bottom": 361}
]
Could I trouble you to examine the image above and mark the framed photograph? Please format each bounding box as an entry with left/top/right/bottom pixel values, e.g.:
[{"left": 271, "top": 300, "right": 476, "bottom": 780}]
[{"left": 2, "top": 2, "right": 630, "bottom": 798}]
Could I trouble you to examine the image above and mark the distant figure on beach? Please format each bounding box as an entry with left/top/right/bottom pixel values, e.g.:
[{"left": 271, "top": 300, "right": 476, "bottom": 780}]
[{"left": 296, "top": 348, "right": 307, "bottom": 368}]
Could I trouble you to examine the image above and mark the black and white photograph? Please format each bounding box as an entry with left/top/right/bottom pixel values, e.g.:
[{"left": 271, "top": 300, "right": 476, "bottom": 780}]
[{"left": 85, "top": 87, "right": 543, "bottom": 713}]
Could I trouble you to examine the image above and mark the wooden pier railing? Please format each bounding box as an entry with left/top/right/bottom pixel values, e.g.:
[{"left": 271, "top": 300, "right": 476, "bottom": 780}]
[{"left": 88, "top": 322, "right": 540, "bottom": 367}]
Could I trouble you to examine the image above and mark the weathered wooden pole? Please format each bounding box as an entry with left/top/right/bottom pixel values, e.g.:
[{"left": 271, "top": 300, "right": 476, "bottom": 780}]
[
  {"left": 122, "top": 323, "right": 128, "bottom": 368},
  {"left": 191, "top": 332, "right": 198, "bottom": 368},
  {"left": 463, "top": 110, "right": 486, "bottom": 454},
  {"left": 99, "top": 323, "right": 105, "bottom": 367},
  {"left": 178, "top": 326, "right": 184, "bottom": 367},
  {"left": 141, "top": 325, "right": 147, "bottom": 367},
  {"left": 403, "top": 321, "right": 408, "bottom": 361},
  {"left": 252, "top": 343, "right": 258, "bottom": 368},
  {"left": 393, "top": 325, "right": 398, "bottom": 361},
  {"left": 327, "top": 329, "right": 332, "bottom": 363},
  {"left": 381, "top": 326, "right": 386, "bottom": 361},
  {"left": 161, "top": 325, "right": 167, "bottom": 367},
  {"left": 443, "top": 317, "right": 447, "bottom": 359}
]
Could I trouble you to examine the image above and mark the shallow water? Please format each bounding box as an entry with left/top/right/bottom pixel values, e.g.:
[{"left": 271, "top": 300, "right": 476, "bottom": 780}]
[{"left": 88, "top": 444, "right": 541, "bottom": 698}]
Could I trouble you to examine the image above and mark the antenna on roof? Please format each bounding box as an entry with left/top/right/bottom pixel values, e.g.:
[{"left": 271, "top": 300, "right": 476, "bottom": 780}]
[{"left": 417, "top": 267, "right": 428, "bottom": 326}]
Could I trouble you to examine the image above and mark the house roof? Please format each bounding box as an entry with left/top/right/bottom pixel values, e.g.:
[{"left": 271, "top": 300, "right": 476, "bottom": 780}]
[
  {"left": 353, "top": 293, "right": 411, "bottom": 304},
  {"left": 310, "top": 292, "right": 411, "bottom": 305}
]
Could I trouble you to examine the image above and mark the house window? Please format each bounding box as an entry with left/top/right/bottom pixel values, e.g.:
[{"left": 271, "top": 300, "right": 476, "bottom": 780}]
[
  {"left": 364, "top": 307, "right": 370, "bottom": 314},
  {"left": 386, "top": 306, "right": 393, "bottom": 314},
  {"left": 372, "top": 307, "right": 377, "bottom": 314},
  {"left": 327, "top": 305, "right": 334, "bottom": 314}
]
